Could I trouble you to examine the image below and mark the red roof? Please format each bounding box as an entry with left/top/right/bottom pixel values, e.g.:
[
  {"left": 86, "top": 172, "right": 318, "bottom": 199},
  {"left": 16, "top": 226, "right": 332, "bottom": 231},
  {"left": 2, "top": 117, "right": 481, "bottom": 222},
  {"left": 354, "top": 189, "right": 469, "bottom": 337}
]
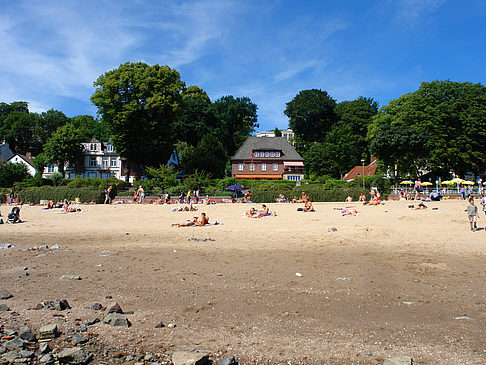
[{"left": 342, "top": 158, "right": 377, "bottom": 180}]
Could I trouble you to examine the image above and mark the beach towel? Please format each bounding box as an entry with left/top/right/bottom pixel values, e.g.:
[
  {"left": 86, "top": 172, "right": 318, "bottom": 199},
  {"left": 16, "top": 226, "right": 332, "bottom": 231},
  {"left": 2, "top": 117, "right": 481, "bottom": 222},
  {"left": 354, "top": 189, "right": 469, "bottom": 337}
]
[{"left": 56, "top": 210, "right": 87, "bottom": 214}]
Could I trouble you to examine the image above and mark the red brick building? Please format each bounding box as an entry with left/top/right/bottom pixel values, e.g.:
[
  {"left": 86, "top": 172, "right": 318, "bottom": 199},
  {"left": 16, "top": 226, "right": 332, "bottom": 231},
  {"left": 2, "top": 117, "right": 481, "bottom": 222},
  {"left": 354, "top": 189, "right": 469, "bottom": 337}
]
[
  {"left": 342, "top": 156, "right": 377, "bottom": 180},
  {"left": 231, "top": 136, "right": 304, "bottom": 181}
]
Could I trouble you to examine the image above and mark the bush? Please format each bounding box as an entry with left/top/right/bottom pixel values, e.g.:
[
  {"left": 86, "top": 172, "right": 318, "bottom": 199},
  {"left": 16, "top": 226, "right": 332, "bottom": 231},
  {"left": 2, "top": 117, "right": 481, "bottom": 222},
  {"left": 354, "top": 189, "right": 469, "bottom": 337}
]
[{"left": 18, "top": 187, "right": 104, "bottom": 204}]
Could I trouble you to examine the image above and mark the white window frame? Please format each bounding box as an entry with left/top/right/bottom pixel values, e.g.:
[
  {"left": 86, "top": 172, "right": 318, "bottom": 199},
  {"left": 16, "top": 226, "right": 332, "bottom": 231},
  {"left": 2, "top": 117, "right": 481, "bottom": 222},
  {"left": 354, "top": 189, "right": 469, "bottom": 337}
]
[
  {"left": 261, "top": 163, "right": 266, "bottom": 171},
  {"left": 102, "top": 158, "right": 108, "bottom": 168},
  {"left": 89, "top": 158, "right": 97, "bottom": 167},
  {"left": 270, "top": 152, "right": 275, "bottom": 157},
  {"left": 107, "top": 144, "right": 114, "bottom": 152},
  {"left": 249, "top": 164, "right": 255, "bottom": 171},
  {"left": 110, "top": 158, "right": 117, "bottom": 167},
  {"left": 265, "top": 151, "right": 270, "bottom": 157},
  {"left": 238, "top": 163, "right": 244, "bottom": 171},
  {"left": 273, "top": 163, "right": 278, "bottom": 171},
  {"left": 90, "top": 143, "right": 97, "bottom": 151},
  {"left": 276, "top": 152, "right": 281, "bottom": 157}
]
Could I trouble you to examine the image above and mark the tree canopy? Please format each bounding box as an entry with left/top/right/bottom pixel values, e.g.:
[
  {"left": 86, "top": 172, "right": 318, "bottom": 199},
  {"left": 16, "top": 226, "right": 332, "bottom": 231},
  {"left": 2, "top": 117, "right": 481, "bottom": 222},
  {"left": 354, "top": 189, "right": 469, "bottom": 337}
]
[{"left": 43, "top": 124, "right": 84, "bottom": 175}]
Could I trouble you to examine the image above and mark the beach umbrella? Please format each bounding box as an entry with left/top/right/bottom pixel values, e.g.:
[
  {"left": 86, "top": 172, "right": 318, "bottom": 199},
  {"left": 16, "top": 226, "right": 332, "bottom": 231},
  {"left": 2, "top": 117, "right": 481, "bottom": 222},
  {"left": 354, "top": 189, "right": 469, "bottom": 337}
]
[
  {"left": 462, "top": 181, "right": 475, "bottom": 185},
  {"left": 440, "top": 180, "right": 453, "bottom": 185},
  {"left": 451, "top": 177, "right": 466, "bottom": 184},
  {"left": 400, "top": 181, "right": 413, "bottom": 185},
  {"left": 226, "top": 184, "right": 245, "bottom": 191},
  {"left": 421, "top": 182, "right": 433, "bottom": 186}
]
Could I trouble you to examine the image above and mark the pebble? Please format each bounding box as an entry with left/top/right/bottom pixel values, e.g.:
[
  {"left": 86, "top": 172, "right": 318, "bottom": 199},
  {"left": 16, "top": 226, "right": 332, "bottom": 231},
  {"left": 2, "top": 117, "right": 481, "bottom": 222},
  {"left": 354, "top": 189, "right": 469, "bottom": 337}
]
[
  {"left": 39, "top": 353, "right": 54, "bottom": 364},
  {"left": 328, "top": 227, "right": 338, "bottom": 232},
  {"left": 14, "top": 266, "right": 28, "bottom": 271},
  {"left": 19, "top": 326, "right": 37, "bottom": 343},
  {"left": 155, "top": 321, "right": 165, "bottom": 328},
  {"left": 383, "top": 356, "right": 413, "bottom": 365},
  {"left": 0, "top": 304, "right": 10, "bottom": 311},
  {"left": 85, "top": 318, "right": 100, "bottom": 326},
  {"left": 217, "top": 355, "right": 236, "bottom": 365},
  {"left": 0, "top": 243, "right": 12, "bottom": 249},
  {"left": 50, "top": 244, "right": 60, "bottom": 249},
  {"left": 0, "top": 286, "right": 13, "bottom": 299},
  {"left": 102, "top": 313, "right": 131, "bottom": 328},
  {"left": 172, "top": 351, "right": 209, "bottom": 365},
  {"left": 167, "top": 323, "right": 176, "bottom": 328},
  {"left": 60, "top": 274, "right": 81, "bottom": 280},
  {"left": 90, "top": 302, "right": 103, "bottom": 311},
  {"left": 56, "top": 346, "right": 93, "bottom": 364}
]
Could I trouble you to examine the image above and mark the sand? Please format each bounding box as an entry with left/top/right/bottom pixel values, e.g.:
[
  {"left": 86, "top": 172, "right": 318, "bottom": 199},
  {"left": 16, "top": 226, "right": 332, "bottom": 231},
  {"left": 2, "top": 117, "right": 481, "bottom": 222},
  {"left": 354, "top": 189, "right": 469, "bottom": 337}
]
[{"left": 1, "top": 200, "right": 485, "bottom": 363}]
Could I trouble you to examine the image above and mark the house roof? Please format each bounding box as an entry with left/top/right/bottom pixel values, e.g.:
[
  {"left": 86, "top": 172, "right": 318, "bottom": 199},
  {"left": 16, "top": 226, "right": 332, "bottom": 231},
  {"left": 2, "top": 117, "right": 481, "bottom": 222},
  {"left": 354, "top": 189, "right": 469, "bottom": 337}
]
[
  {"left": 231, "top": 136, "right": 303, "bottom": 161},
  {"left": 0, "top": 142, "right": 14, "bottom": 161},
  {"left": 342, "top": 158, "right": 377, "bottom": 180}
]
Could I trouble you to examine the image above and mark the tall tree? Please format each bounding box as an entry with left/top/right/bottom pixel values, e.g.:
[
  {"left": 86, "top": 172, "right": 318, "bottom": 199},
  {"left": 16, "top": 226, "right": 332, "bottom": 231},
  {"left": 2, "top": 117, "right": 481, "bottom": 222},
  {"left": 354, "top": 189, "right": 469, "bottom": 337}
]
[
  {"left": 284, "top": 89, "right": 338, "bottom": 147},
  {"left": 0, "top": 111, "right": 41, "bottom": 154},
  {"left": 71, "top": 115, "right": 109, "bottom": 141},
  {"left": 34, "top": 109, "right": 70, "bottom": 149},
  {"left": 91, "top": 62, "right": 185, "bottom": 178},
  {"left": 368, "top": 80, "right": 486, "bottom": 176},
  {"left": 210, "top": 95, "right": 258, "bottom": 157},
  {"left": 43, "top": 124, "right": 83, "bottom": 175}
]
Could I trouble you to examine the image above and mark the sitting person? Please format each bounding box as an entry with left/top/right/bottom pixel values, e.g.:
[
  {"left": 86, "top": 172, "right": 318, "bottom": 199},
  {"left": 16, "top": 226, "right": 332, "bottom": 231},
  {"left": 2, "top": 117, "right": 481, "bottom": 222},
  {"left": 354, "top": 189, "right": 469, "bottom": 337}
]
[
  {"left": 7, "top": 206, "right": 22, "bottom": 223},
  {"left": 254, "top": 204, "right": 270, "bottom": 218},
  {"left": 345, "top": 195, "right": 353, "bottom": 202},
  {"left": 47, "top": 199, "right": 56, "bottom": 209},
  {"left": 275, "top": 194, "right": 287, "bottom": 203},
  {"left": 195, "top": 212, "right": 209, "bottom": 226},
  {"left": 62, "top": 199, "right": 81, "bottom": 213},
  {"left": 246, "top": 207, "right": 257, "bottom": 218},
  {"left": 303, "top": 198, "right": 314, "bottom": 212},
  {"left": 341, "top": 208, "right": 359, "bottom": 216},
  {"left": 358, "top": 193, "right": 366, "bottom": 202},
  {"left": 293, "top": 192, "right": 307, "bottom": 203},
  {"left": 171, "top": 213, "right": 209, "bottom": 227}
]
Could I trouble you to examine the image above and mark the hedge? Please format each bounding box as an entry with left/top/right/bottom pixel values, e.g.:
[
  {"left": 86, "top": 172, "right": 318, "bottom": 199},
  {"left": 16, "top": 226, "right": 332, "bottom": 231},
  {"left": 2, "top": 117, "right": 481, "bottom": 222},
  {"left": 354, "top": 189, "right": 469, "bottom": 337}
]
[
  {"left": 252, "top": 185, "right": 367, "bottom": 203},
  {"left": 17, "top": 187, "right": 105, "bottom": 204}
]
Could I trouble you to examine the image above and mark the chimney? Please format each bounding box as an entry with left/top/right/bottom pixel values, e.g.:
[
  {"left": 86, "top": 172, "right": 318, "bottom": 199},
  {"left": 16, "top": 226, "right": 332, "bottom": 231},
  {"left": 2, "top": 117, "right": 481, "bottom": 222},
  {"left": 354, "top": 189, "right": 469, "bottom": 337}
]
[{"left": 26, "top": 152, "right": 32, "bottom": 158}]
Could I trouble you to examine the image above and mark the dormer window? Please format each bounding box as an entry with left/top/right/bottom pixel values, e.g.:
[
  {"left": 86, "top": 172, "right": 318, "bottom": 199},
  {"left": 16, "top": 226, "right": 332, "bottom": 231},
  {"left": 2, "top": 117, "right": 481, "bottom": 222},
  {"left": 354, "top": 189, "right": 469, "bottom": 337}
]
[
  {"left": 276, "top": 152, "right": 281, "bottom": 157},
  {"left": 90, "top": 143, "right": 97, "bottom": 151},
  {"left": 107, "top": 144, "right": 114, "bottom": 152}
]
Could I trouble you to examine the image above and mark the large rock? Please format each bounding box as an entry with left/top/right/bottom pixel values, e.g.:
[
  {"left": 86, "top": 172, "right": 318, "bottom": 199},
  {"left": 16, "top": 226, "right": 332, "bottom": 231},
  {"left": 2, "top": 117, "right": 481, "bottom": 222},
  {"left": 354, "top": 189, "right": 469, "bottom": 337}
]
[
  {"left": 60, "top": 274, "right": 81, "bottom": 281},
  {"left": 1, "top": 350, "right": 20, "bottom": 363},
  {"left": 171, "top": 351, "right": 210, "bottom": 365},
  {"left": 4, "top": 337, "right": 24, "bottom": 351},
  {"left": 39, "top": 324, "right": 59, "bottom": 340},
  {"left": 102, "top": 313, "right": 130, "bottom": 328},
  {"left": 0, "top": 286, "right": 12, "bottom": 300},
  {"left": 56, "top": 347, "right": 92, "bottom": 364},
  {"left": 19, "top": 326, "right": 37, "bottom": 343},
  {"left": 104, "top": 302, "right": 123, "bottom": 314},
  {"left": 383, "top": 356, "right": 413, "bottom": 365},
  {"left": 0, "top": 304, "right": 10, "bottom": 311}
]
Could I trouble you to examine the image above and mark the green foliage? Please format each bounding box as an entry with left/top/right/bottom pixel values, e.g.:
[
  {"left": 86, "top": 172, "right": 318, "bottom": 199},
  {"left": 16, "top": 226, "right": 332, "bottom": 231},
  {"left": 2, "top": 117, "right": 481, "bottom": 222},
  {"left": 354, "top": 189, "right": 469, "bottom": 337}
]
[
  {"left": 71, "top": 115, "right": 109, "bottom": 141},
  {"left": 144, "top": 164, "right": 179, "bottom": 189},
  {"left": 91, "top": 62, "right": 185, "bottom": 170},
  {"left": 252, "top": 184, "right": 366, "bottom": 203},
  {"left": 183, "top": 170, "right": 212, "bottom": 190},
  {"left": 274, "top": 128, "right": 282, "bottom": 137},
  {"left": 66, "top": 177, "right": 129, "bottom": 194},
  {"left": 0, "top": 161, "right": 29, "bottom": 188},
  {"left": 17, "top": 187, "right": 104, "bottom": 204},
  {"left": 48, "top": 172, "right": 67, "bottom": 187},
  {"left": 43, "top": 123, "right": 84, "bottom": 174}
]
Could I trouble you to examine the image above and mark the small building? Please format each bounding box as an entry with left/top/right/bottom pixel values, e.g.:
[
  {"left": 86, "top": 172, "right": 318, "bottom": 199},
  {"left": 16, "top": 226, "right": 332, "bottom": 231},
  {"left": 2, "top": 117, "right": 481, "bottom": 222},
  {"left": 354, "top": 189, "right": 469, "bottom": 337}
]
[
  {"left": 7, "top": 153, "right": 36, "bottom": 176},
  {"left": 231, "top": 136, "right": 304, "bottom": 181},
  {"left": 255, "top": 129, "right": 295, "bottom": 144},
  {"left": 342, "top": 156, "right": 377, "bottom": 181}
]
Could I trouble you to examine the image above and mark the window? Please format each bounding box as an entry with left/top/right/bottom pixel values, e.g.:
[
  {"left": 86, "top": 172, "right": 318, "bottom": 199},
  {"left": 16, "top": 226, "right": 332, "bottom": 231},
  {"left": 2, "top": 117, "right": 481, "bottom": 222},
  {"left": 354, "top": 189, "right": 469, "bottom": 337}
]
[
  {"left": 276, "top": 152, "right": 281, "bottom": 157},
  {"left": 261, "top": 163, "right": 266, "bottom": 171},
  {"left": 102, "top": 158, "right": 108, "bottom": 168},
  {"left": 265, "top": 152, "right": 269, "bottom": 157},
  {"left": 238, "top": 163, "right": 244, "bottom": 171},
  {"left": 254, "top": 152, "right": 259, "bottom": 157},
  {"left": 270, "top": 152, "right": 275, "bottom": 157},
  {"left": 273, "top": 163, "right": 278, "bottom": 171},
  {"left": 48, "top": 165, "right": 54, "bottom": 173},
  {"left": 89, "top": 158, "right": 97, "bottom": 167},
  {"left": 110, "top": 158, "right": 117, "bottom": 167},
  {"left": 249, "top": 164, "right": 255, "bottom": 171},
  {"left": 90, "top": 143, "right": 97, "bottom": 151},
  {"left": 107, "top": 144, "right": 114, "bottom": 152}
]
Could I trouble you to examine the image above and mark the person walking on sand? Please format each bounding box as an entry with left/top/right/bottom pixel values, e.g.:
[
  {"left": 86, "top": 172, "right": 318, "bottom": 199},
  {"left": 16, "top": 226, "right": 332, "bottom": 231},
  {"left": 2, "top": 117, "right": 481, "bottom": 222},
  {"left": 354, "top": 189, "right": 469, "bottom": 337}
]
[
  {"left": 480, "top": 193, "right": 486, "bottom": 230},
  {"left": 414, "top": 179, "right": 422, "bottom": 200},
  {"left": 467, "top": 197, "right": 478, "bottom": 232},
  {"left": 136, "top": 185, "right": 145, "bottom": 204},
  {"left": 104, "top": 186, "right": 112, "bottom": 204}
]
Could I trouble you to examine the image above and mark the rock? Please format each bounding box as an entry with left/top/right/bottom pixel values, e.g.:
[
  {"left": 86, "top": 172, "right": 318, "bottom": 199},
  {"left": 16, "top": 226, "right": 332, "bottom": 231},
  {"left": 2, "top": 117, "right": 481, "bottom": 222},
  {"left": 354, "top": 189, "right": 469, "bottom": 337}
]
[
  {"left": 102, "top": 313, "right": 130, "bottom": 328},
  {"left": 104, "top": 302, "right": 123, "bottom": 314},
  {"left": 171, "top": 351, "right": 210, "bottom": 365},
  {"left": 90, "top": 302, "right": 102, "bottom": 311},
  {"left": 39, "top": 343, "right": 51, "bottom": 354},
  {"left": 328, "top": 227, "right": 338, "bottom": 232},
  {"left": 0, "top": 243, "right": 12, "bottom": 249},
  {"left": 38, "top": 245, "right": 49, "bottom": 249},
  {"left": 14, "top": 266, "right": 28, "bottom": 271},
  {"left": 155, "top": 321, "right": 165, "bottom": 328},
  {"left": 20, "top": 350, "right": 34, "bottom": 358},
  {"left": 4, "top": 337, "right": 25, "bottom": 350},
  {"left": 144, "top": 353, "right": 155, "bottom": 361},
  {"left": 0, "top": 345, "right": 6, "bottom": 355},
  {"left": 53, "top": 299, "right": 71, "bottom": 311},
  {"left": 75, "top": 325, "right": 87, "bottom": 333},
  {"left": 0, "top": 286, "right": 13, "bottom": 300},
  {"left": 56, "top": 347, "right": 92, "bottom": 364},
  {"left": 1, "top": 350, "right": 21, "bottom": 363},
  {"left": 3, "top": 328, "right": 17, "bottom": 336},
  {"left": 383, "top": 356, "right": 413, "bottom": 365},
  {"left": 167, "top": 323, "right": 176, "bottom": 328},
  {"left": 72, "top": 336, "right": 89, "bottom": 345},
  {"left": 60, "top": 274, "right": 81, "bottom": 281},
  {"left": 34, "top": 303, "right": 44, "bottom": 310},
  {"left": 0, "top": 304, "right": 10, "bottom": 311},
  {"left": 39, "top": 353, "right": 54, "bottom": 364},
  {"left": 85, "top": 318, "right": 100, "bottom": 326},
  {"left": 18, "top": 326, "right": 37, "bottom": 343},
  {"left": 39, "top": 324, "right": 59, "bottom": 340},
  {"left": 217, "top": 356, "right": 236, "bottom": 365},
  {"left": 50, "top": 244, "right": 60, "bottom": 249}
]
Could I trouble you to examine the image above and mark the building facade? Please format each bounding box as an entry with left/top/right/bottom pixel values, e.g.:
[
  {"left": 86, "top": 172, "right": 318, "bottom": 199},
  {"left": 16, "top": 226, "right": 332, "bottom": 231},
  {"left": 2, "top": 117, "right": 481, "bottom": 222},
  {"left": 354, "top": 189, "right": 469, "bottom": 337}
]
[
  {"left": 255, "top": 129, "right": 295, "bottom": 144},
  {"left": 7, "top": 153, "right": 36, "bottom": 176},
  {"left": 231, "top": 136, "right": 304, "bottom": 181}
]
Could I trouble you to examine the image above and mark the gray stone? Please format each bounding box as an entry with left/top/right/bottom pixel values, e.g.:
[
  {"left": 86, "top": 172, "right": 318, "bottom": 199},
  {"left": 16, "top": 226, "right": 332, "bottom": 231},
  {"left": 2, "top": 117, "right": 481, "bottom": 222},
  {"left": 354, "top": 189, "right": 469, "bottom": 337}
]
[
  {"left": 3, "top": 328, "right": 16, "bottom": 336},
  {"left": 38, "top": 245, "right": 49, "bottom": 249},
  {"left": 90, "top": 302, "right": 102, "bottom": 311},
  {"left": 217, "top": 356, "right": 236, "bottom": 365},
  {"left": 0, "top": 345, "right": 6, "bottom": 355},
  {"left": 85, "top": 318, "right": 100, "bottom": 326},
  {"left": 14, "top": 266, "right": 28, "bottom": 271},
  {"left": 167, "top": 323, "right": 176, "bottom": 328},
  {"left": 144, "top": 353, "right": 155, "bottom": 361},
  {"left": 171, "top": 351, "right": 210, "bottom": 365},
  {"left": 104, "top": 302, "right": 123, "bottom": 314},
  {"left": 39, "top": 324, "right": 59, "bottom": 340},
  {"left": 39, "top": 343, "right": 51, "bottom": 354},
  {"left": 75, "top": 325, "right": 87, "bottom": 333},
  {"left": 102, "top": 313, "right": 130, "bottom": 328},
  {"left": 60, "top": 274, "right": 81, "bottom": 281},
  {"left": 39, "top": 353, "right": 54, "bottom": 364},
  {"left": 0, "top": 243, "right": 12, "bottom": 249},
  {"left": 0, "top": 286, "right": 13, "bottom": 300},
  {"left": 1, "top": 350, "right": 21, "bottom": 363},
  {"left": 56, "top": 347, "right": 92, "bottom": 364},
  {"left": 19, "top": 326, "right": 36, "bottom": 343},
  {"left": 50, "top": 244, "right": 60, "bottom": 249},
  {"left": 0, "top": 304, "right": 10, "bottom": 311},
  {"left": 72, "top": 336, "right": 89, "bottom": 345},
  {"left": 383, "top": 356, "right": 413, "bottom": 365},
  {"left": 4, "top": 338, "right": 25, "bottom": 351},
  {"left": 155, "top": 321, "right": 165, "bottom": 328},
  {"left": 20, "top": 350, "right": 34, "bottom": 358},
  {"left": 53, "top": 299, "right": 71, "bottom": 311}
]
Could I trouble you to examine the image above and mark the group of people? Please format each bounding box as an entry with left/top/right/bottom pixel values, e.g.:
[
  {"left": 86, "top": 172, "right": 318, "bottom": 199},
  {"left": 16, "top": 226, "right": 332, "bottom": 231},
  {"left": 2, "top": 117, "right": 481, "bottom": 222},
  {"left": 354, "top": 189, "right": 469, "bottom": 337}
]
[
  {"left": 171, "top": 212, "right": 209, "bottom": 227},
  {"left": 245, "top": 204, "right": 270, "bottom": 218},
  {"left": 467, "top": 194, "right": 486, "bottom": 232}
]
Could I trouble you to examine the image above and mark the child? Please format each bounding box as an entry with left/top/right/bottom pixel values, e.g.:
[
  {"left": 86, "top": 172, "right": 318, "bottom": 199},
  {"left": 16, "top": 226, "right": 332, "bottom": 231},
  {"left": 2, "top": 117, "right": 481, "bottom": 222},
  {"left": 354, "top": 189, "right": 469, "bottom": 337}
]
[
  {"left": 481, "top": 194, "right": 486, "bottom": 230},
  {"left": 466, "top": 197, "right": 478, "bottom": 232}
]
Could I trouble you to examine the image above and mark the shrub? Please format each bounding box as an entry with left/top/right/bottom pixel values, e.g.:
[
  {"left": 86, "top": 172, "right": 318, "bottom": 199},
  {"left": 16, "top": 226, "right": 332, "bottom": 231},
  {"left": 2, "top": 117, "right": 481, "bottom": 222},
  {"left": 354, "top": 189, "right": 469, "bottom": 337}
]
[{"left": 17, "top": 187, "right": 104, "bottom": 204}]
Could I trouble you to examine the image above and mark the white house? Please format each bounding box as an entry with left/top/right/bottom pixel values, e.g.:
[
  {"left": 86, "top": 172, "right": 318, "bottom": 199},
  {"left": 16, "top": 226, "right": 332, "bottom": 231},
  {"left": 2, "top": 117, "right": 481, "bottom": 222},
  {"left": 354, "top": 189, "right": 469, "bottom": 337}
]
[
  {"left": 255, "top": 129, "right": 295, "bottom": 144},
  {"left": 7, "top": 153, "right": 36, "bottom": 176}
]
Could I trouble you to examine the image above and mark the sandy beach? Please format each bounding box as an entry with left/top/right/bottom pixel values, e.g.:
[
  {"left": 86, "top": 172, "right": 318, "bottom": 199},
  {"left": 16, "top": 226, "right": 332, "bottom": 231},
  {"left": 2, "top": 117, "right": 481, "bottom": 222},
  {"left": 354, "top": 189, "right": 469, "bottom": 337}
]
[{"left": 1, "top": 200, "right": 485, "bottom": 363}]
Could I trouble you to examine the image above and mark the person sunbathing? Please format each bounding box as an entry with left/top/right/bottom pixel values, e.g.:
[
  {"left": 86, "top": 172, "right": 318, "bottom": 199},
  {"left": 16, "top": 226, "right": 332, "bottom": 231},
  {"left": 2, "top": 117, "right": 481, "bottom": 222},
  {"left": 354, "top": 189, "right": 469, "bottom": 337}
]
[
  {"left": 254, "top": 204, "right": 270, "bottom": 218},
  {"left": 246, "top": 207, "right": 257, "bottom": 217},
  {"left": 172, "top": 213, "right": 209, "bottom": 227},
  {"left": 303, "top": 198, "right": 314, "bottom": 212},
  {"left": 358, "top": 193, "right": 366, "bottom": 202},
  {"left": 47, "top": 199, "right": 56, "bottom": 209},
  {"left": 414, "top": 202, "right": 428, "bottom": 210},
  {"left": 195, "top": 212, "right": 209, "bottom": 226},
  {"left": 341, "top": 208, "right": 359, "bottom": 216}
]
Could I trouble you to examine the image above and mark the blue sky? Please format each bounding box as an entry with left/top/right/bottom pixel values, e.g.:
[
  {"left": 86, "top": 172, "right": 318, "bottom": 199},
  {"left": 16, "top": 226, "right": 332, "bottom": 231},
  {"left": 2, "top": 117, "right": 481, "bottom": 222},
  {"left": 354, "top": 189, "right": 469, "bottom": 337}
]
[{"left": 1, "top": 0, "right": 485, "bottom": 132}]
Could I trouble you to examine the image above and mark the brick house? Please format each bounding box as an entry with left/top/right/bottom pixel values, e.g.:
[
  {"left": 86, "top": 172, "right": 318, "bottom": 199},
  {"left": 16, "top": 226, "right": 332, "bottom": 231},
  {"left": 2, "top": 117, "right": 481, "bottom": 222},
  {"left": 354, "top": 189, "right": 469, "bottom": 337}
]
[
  {"left": 342, "top": 156, "right": 377, "bottom": 180},
  {"left": 231, "top": 136, "right": 304, "bottom": 181}
]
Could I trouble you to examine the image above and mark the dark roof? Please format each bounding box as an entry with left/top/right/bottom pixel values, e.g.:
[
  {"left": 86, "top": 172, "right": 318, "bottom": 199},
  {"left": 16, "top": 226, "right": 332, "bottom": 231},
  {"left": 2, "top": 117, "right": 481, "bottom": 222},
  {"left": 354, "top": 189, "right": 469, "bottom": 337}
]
[
  {"left": 231, "top": 136, "right": 303, "bottom": 161},
  {"left": 15, "top": 154, "right": 34, "bottom": 167},
  {"left": 0, "top": 142, "right": 14, "bottom": 161},
  {"left": 342, "top": 158, "right": 377, "bottom": 180}
]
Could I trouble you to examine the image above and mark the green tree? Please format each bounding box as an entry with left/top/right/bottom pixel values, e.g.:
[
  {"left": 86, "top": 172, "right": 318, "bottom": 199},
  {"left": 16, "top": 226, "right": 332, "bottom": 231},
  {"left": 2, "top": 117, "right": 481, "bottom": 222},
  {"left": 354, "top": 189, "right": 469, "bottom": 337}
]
[
  {"left": 183, "top": 169, "right": 212, "bottom": 190},
  {"left": 144, "top": 164, "right": 179, "bottom": 190},
  {"left": 284, "top": 89, "right": 338, "bottom": 147},
  {"left": 35, "top": 109, "right": 70, "bottom": 148},
  {"left": 368, "top": 80, "right": 486, "bottom": 176},
  {"left": 0, "top": 161, "right": 29, "bottom": 187},
  {"left": 274, "top": 128, "right": 282, "bottom": 137},
  {"left": 70, "top": 115, "right": 109, "bottom": 141},
  {"left": 91, "top": 62, "right": 185, "bottom": 179},
  {"left": 43, "top": 124, "right": 83, "bottom": 175},
  {"left": 210, "top": 96, "right": 258, "bottom": 156},
  {"left": 32, "top": 153, "right": 48, "bottom": 178}
]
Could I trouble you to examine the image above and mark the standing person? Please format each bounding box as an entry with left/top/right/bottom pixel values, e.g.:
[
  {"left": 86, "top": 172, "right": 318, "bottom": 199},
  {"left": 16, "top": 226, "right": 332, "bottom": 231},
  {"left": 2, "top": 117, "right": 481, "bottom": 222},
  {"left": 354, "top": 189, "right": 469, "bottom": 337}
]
[
  {"left": 104, "top": 186, "right": 112, "bottom": 204},
  {"left": 414, "top": 179, "right": 422, "bottom": 200},
  {"left": 9, "top": 189, "right": 15, "bottom": 205},
  {"left": 466, "top": 197, "right": 478, "bottom": 232},
  {"left": 186, "top": 190, "right": 192, "bottom": 204},
  {"left": 479, "top": 179, "right": 483, "bottom": 195},
  {"left": 178, "top": 191, "right": 184, "bottom": 204},
  {"left": 195, "top": 189, "right": 200, "bottom": 204},
  {"left": 137, "top": 185, "right": 145, "bottom": 204},
  {"left": 480, "top": 193, "right": 486, "bottom": 230},
  {"left": 460, "top": 185, "right": 466, "bottom": 200}
]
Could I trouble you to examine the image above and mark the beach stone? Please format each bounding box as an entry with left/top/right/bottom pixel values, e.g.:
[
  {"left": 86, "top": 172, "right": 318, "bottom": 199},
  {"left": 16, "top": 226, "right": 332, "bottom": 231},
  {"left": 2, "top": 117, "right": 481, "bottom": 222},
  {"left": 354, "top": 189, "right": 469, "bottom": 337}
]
[
  {"left": 1, "top": 350, "right": 21, "bottom": 363},
  {"left": 60, "top": 274, "right": 81, "bottom": 281},
  {"left": 72, "top": 336, "right": 89, "bottom": 345},
  {"left": 144, "top": 353, "right": 155, "bottom": 361},
  {"left": 217, "top": 356, "right": 236, "bottom": 365},
  {"left": 104, "top": 302, "right": 123, "bottom": 314},
  {"left": 14, "top": 266, "right": 28, "bottom": 271},
  {"left": 3, "top": 328, "right": 16, "bottom": 336},
  {"left": 20, "top": 350, "right": 34, "bottom": 358},
  {"left": 38, "top": 245, "right": 49, "bottom": 249},
  {"left": 90, "top": 302, "right": 102, "bottom": 311},
  {"left": 102, "top": 313, "right": 130, "bottom": 328},
  {"left": 53, "top": 299, "right": 71, "bottom": 311},
  {"left": 0, "top": 304, "right": 10, "bottom": 311},
  {"left": 0, "top": 345, "right": 6, "bottom": 355},
  {"left": 171, "top": 351, "right": 210, "bottom": 365},
  {"left": 39, "top": 343, "right": 51, "bottom": 354},
  {"left": 0, "top": 286, "right": 13, "bottom": 300},
  {"left": 39, "top": 324, "right": 59, "bottom": 340},
  {"left": 18, "top": 326, "right": 36, "bottom": 343},
  {"left": 39, "top": 353, "right": 54, "bottom": 364},
  {"left": 85, "top": 318, "right": 100, "bottom": 326},
  {"left": 4, "top": 337, "right": 25, "bottom": 351},
  {"left": 155, "top": 321, "right": 165, "bottom": 328},
  {"left": 383, "top": 356, "right": 413, "bottom": 365},
  {"left": 56, "top": 347, "right": 92, "bottom": 364},
  {"left": 50, "top": 244, "right": 60, "bottom": 249},
  {"left": 0, "top": 243, "right": 12, "bottom": 249}
]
